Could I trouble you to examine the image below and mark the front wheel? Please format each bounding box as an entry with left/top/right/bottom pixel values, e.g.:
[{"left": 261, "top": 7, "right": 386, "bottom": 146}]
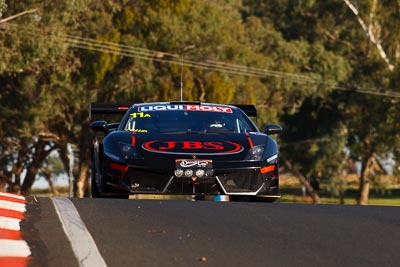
[
  {"left": 91, "top": 146, "right": 104, "bottom": 198},
  {"left": 91, "top": 167, "right": 102, "bottom": 198}
]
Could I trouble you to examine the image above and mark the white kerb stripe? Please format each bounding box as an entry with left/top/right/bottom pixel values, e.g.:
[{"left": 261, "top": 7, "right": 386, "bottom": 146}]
[
  {"left": 0, "top": 216, "right": 21, "bottom": 231},
  {"left": 0, "top": 192, "right": 26, "bottom": 201},
  {"left": 0, "top": 239, "right": 31, "bottom": 257},
  {"left": 0, "top": 200, "right": 26, "bottom": 213},
  {"left": 51, "top": 197, "right": 107, "bottom": 267}
]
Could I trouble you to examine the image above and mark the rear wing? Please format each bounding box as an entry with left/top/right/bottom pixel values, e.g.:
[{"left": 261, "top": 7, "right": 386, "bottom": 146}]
[
  {"left": 233, "top": 104, "right": 257, "bottom": 117},
  {"left": 89, "top": 103, "right": 132, "bottom": 119}
]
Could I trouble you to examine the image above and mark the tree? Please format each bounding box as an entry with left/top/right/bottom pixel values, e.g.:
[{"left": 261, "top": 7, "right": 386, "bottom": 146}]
[
  {"left": 241, "top": 1, "right": 353, "bottom": 201},
  {"left": 280, "top": 96, "right": 348, "bottom": 203},
  {"left": 0, "top": 1, "right": 79, "bottom": 194},
  {"left": 339, "top": 0, "right": 400, "bottom": 204},
  {"left": 241, "top": 0, "right": 400, "bottom": 205}
]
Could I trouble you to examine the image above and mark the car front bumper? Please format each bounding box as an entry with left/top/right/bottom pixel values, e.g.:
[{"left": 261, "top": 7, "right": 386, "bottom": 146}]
[{"left": 103, "top": 159, "right": 279, "bottom": 197}]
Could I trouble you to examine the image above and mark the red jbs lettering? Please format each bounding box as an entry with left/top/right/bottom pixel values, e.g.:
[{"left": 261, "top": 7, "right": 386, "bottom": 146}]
[
  {"left": 157, "top": 141, "right": 223, "bottom": 150},
  {"left": 143, "top": 140, "right": 242, "bottom": 154}
]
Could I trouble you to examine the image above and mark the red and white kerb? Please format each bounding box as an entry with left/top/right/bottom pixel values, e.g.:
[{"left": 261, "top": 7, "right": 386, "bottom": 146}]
[{"left": 0, "top": 192, "right": 31, "bottom": 267}]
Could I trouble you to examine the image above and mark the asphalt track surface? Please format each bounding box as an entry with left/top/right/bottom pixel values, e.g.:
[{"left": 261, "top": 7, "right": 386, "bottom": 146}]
[{"left": 23, "top": 197, "right": 400, "bottom": 267}]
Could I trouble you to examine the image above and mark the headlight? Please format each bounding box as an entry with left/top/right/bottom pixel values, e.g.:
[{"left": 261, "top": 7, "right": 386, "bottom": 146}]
[
  {"left": 118, "top": 142, "right": 138, "bottom": 159},
  {"left": 246, "top": 145, "right": 264, "bottom": 160}
]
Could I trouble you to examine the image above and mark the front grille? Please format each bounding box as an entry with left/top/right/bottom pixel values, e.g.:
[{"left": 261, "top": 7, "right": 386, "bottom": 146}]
[
  {"left": 124, "top": 168, "right": 220, "bottom": 194},
  {"left": 217, "top": 169, "right": 263, "bottom": 193},
  {"left": 124, "top": 169, "right": 171, "bottom": 192},
  {"left": 122, "top": 165, "right": 265, "bottom": 195},
  {"left": 167, "top": 177, "right": 220, "bottom": 194}
]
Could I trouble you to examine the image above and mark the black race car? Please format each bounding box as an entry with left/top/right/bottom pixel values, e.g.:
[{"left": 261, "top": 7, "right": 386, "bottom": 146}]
[{"left": 89, "top": 102, "right": 282, "bottom": 201}]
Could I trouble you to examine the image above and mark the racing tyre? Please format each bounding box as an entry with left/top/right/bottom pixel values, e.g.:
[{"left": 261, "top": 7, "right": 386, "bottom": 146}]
[
  {"left": 91, "top": 163, "right": 101, "bottom": 198},
  {"left": 91, "top": 146, "right": 104, "bottom": 198}
]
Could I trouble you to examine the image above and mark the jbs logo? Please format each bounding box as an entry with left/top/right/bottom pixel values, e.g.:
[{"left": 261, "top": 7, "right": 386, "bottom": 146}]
[{"left": 142, "top": 140, "right": 243, "bottom": 154}]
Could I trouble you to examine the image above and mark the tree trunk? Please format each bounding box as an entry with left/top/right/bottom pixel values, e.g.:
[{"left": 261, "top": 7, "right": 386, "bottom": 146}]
[
  {"left": 76, "top": 161, "right": 90, "bottom": 198},
  {"left": 0, "top": 178, "right": 6, "bottom": 192},
  {"left": 58, "top": 142, "right": 75, "bottom": 197},
  {"left": 0, "top": 8, "right": 38, "bottom": 24},
  {"left": 75, "top": 118, "right": 92, "bottom": 198},
  {"left": 343, "top": 0, "right": 394, "bottom": 71},
  {"left": 339, "top": 191, "right": 345, "bottom": 205},
  {"left": 195, "top": 77, "right": 206, "bottom": 102},
  {"left": 357, "top": 154, "right": 379, "bottom": 205},
  {"left": 9, "top": 158, "right": 24, "bottom": 194},
  {"left": 21, "top": 164, "right": 40, "bottom": 195},
  {"left": 21, "top": 140, "right": 52, "bottom": 195},
  {"left": 0, "top": 174, "right": 13, "bottom": 192},
  {"left": 283, "top": 160, "right": 321, "bottom": 204},
  {"left": 44, "top": 171, "right": 59, "bottom": 196}
]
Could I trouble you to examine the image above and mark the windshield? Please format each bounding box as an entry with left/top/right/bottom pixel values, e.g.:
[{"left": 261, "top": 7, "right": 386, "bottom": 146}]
[{"left": 122, "top": 104, "right": 257, "bottom": 134}]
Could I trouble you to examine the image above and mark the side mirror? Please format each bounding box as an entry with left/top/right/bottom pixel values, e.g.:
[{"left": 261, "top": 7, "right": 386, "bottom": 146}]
[
  {"left": 264, "top": 124, "right": 283, "bottom": 135},
  {"left": 90, "top": 120, "right": 108, "bottom": 132}
]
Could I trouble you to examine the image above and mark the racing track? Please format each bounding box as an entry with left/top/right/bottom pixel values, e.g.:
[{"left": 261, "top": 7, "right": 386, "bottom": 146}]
[{"left": 14, "top": 197, "right": 400, "bottom": 266}]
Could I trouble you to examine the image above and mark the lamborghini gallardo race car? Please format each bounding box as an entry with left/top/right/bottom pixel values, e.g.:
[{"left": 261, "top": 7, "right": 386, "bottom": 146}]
[{"left": 89, "top": 102, "right": 282, "bottom": 201}]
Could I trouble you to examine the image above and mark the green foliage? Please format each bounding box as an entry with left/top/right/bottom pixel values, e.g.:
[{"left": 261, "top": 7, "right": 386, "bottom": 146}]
[
  {"left": 91, "top": 29, "right": 121, "bottom": 85},
  {"left": 45, "top": 154, "right": 66, "bottom": 176},
  {"left": 204, "top": 73, "right": 235, "bottom": 103},
  {"left": 0, "top": 0, "right": 6, "bottom": 18},
  {"left": 280, "top": 97, "right": 347, "bottom": 186},
  {"left": 244, "top": 0, "right": 399, "bottom": 196}
]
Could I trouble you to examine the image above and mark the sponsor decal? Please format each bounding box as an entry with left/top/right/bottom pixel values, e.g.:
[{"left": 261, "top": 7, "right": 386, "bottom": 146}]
[
  {"left": 142, "top": 140, "right": 243, "bottom": 155},
  {"left": 138, "top": 104, "right": 232, "bottom": 113},
  {"left": 174, "top": 159, "right": 214, "bottom": 179},
  {"left": 130, "top": 112, "right": 151, "bottom": 118},
  {"left": 178, "top": 159, "right": 211, "bottom": 168}
]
